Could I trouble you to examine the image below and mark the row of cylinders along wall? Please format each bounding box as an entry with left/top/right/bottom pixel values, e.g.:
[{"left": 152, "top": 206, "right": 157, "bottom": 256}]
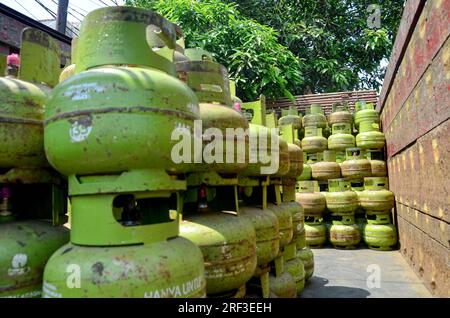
[
  {"left": 0, "top": 6, "right": 312, "bottom": 298},
  {"left": 282, "top": 101, "right": 398, "bottom": 250}
]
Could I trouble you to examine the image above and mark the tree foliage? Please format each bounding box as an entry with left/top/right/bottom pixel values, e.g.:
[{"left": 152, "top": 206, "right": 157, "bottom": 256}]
[
  {"left": 126, "top": 0, "right": 303, "bottom": 101},
  {"left": 228, "top": 0, "right": 404, "bottom": 94},
  {"left": 126, "top": 0, "right": 404, "bottom": 100}
]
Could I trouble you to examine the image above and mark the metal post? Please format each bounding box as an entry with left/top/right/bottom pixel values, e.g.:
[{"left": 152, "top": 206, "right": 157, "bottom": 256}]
[{"left": 56, "top": 0, "right": 69, "bottom": 34}]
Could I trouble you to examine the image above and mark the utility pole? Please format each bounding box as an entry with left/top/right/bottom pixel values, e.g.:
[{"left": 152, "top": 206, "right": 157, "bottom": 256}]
[{"left": 56, "top": 0, "right": 69, "bottom": 34}]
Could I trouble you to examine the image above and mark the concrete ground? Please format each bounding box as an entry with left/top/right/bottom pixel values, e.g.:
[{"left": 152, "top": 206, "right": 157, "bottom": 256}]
[{"left": 301, "top": 247, "right": 432, "bottom": 298}]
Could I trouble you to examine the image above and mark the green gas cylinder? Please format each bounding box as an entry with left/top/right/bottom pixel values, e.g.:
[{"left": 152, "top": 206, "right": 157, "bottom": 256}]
[
  {"left": 359, "top": 177, "right": 394, "bottom": 213},
  {"left": 356, "top": 121, "right": 386, "bottom": 150},
  {"left": 42, "top": 7, "right": 207, "bottom": 298},
  {"left": 295, "top": 181, "right": 326, "bottom": 216},
  {"left": 301, "top": 127, "right": 327, "bottom": 153},
  {"left": 279, "top": 113, "right": 302, "bottom": 130},
  {"left": 242, "top": 124, "right": 278, "bottom": 177},
  {"left": 44, "top": 234, "right": 206, "bottom": 298},
  {"left": 285, "top": 144, "right": 303, "bottom": 178},
  {"left": 0, "top": 29, "right": 60, "bottom": 169},
  {"left": 341, "top": 148, "right": 372, "bottom": 180},
  {"left": 0, "top": 221, "right": 68, "bottom": 298},
  {"left": 273, "top": 138, "right": 290, "bottom": 178},
  {"left": 284, "top": 256, "right": 305, "bottom": 295},
  {"left": 45, "top": 9, "right": 199, "bottom": 177},
  {"left": 328, "top": 103, "right": 353, "bottom": 126},
  {"left": 304, "top": 216, "right": 327, "bottom": 247},
  {"left": 303, "top": 104, "right": 327, "bottom": 128},
  {"left": 363, "top": 223, "right": 398, "bottom": 251},
  {"left": 297, "top": 247, "right": 314, "bottom": 280},
  {"left": 285, "top": 202, "right": 305, "bottom": 247},
  {"left": 176, "top": 58, "right": 249, "bottom": 174},
  {"left": 181, "top": 211, "right": 257, "bottom": 296},
  {"left": 267, "top": 203, "right": 293, "bottom": 248},
  {"left": 329, "top": 215, "right": 361, "bottom": 249},
  {"left": 269, "top": 272, "right": 297, "bottom": 298},
  {"left": 354, "top": 101, "right": 380, "bottom": 130},
  {"left": 311, "top": 150, "right": 341, "bottom": 181},
  {"left": 325, "top": 179, "right": 359, "bottom": 215},
  {"left": 298, "top": 164, "right": 312, "bottom": 181},
  {"left": 370, "top": 160, "right": 387, "bottom": 177},
  {"left": 328, "top": 123, "right": 355, "bottom": 152},
  {"left": 239, "top": 206, "right": 280, "bottom": 267},
  {"left": 366, "top": 213, "right": 392, "bottom": 225}
]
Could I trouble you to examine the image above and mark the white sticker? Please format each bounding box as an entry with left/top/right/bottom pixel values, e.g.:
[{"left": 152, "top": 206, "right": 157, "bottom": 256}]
[
  {"left": 70, "top": 121, "right": 92, "bottom": 143},
  {"left": 8, "top": 253, "right": 30, "bottom": 276}
]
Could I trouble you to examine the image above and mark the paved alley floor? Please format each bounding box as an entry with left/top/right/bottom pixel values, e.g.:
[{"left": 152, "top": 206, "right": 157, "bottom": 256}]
[{"left": 301, "top": 247, "right": 432, "bottom": 298}]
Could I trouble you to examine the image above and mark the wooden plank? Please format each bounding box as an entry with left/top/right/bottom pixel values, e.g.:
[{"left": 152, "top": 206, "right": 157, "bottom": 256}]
[
  {"left": 267, "top": 90, "right": 378, "bottom": 116},
  {"left": 380, "top": 0, "right": 450, "bottom": 128},
  {"left": 388, "top": 142, "right": 421, "bottom": 212},
  {"left": 397, "top": 215, "right": 450, "bottom": 297},
  {"left": 388, "top": 120, "right": 450, "bottom": 222},
  {"left": 378, "top": 0, "right": 426, "bottom": 111},
  {"left": 384, "top": 38, "right": 450, "bottom": 157},
  {"left": 396, "top": 202, "right": 449, "bottom": 248}
]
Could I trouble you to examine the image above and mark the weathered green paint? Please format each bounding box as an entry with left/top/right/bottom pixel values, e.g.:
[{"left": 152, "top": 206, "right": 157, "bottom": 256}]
[
  {"left": 328, "top": 123, "right": 355, "bottom": 152},
  {"left": 284, "top": 256, "right": 305, "bottom": 295},
  {"left": 297, "top": 247, "right": 314, "bottom": 281},
  {"left": 266, "top": 203, "right": 293, "bottom": 248},
  {"left": 341, "top": 148, "right": 372, "bottom": 179},
  {"left": 354, "top": 101, "right": 380, "bottom": 130},
  {"left": 325, "top": 179, "right": 359, "bottom": 215},
  {"left": 303, "top": 104, "right": 327, "bottom": 128},
  {"left": 19, "top": 28, "right": 61, "bottom": 88},
  {"left": 356, "top": 121, "right": 386, "bottom": 150},
  {"left": 370, "top": 159, "right": 387, "bottom": 177},
  {"left": 241, "top": 96, "right": 266, "bottom": 126},
  {"left": 45, "top": 66, "right": 199, "bottom": 176},
  {"left": 304, "top": 222, "right": 327, "bottom": 247},
  {"left": 359, "top": 177, "right": 395, "bottom": 213},
  {"left": 0, "top": 78, "right": 49, "bottom": 168},
  {"left": 75, "top": 7, "right": 176, "bottom": 75},
  {"left": 285, "top": 144, "right": 303, "bottom": 178},
  {"left": 366, "top": 213, "right": 392, "bottom": 225},
  {"left": 239, "top": 206, "right": 280, "bottom": 267},
  {"left": 310, "top": 151, "right": 341, "bottom": 181},
  {"left": 269, "top": 272, "right": 297, "bottom": 298},
  {"left": 363, "top": 223, "right": 397, "bottom": 251},
  {"left": 301, "top": 127, "right": 327, "bottom": 153},
  {"left": 273, "top": 138, "right": 290, "bottom": 177},
  {"left": 297, "top": 164, "right": 312, "bottom": 181},
  {"left": 176, "top": 60, "right": 232, "bottom": 106},
  {"left": 0, "top": 220, "right": 68, "bottom": 298},
  {"left": 42, "top": 237, "right": 206, "bottom": 298},
  {"left": 329, "top": 104, "right": 353, "bottom": 126},
  {"left": 295, "top": 181, "right": 326, "bottom": 216},
  {"left": 180, "top": 211, "right": 257, "bottom": 295},
  {"left": 329, "top": 215, "right": 361, "bottom": 249},
  {"left": 1, "top": 28, "right": 61, "bottom": 170}
]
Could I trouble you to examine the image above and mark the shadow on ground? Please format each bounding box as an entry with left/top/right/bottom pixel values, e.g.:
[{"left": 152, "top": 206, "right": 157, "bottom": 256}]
[{"left": 301, "top": 276, "right": 371, "bottom": 298}]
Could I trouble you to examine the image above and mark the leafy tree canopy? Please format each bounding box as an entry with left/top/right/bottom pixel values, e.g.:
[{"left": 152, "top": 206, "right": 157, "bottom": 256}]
[{"left": 126, "top": 0, "right": 404, "bottom": 101}]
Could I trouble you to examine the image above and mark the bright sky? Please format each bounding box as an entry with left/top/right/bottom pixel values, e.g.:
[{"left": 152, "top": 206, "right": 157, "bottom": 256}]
[{"left": 2, "top": 0, "right": 125, "bottom": 22}]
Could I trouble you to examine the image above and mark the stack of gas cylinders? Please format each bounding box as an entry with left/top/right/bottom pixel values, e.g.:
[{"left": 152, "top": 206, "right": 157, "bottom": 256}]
[
  {"left": 293, "top": 102, "right": 397, "bottom": 250},
  {"left": 0, "top": 6, "right": 319, "bottom": 298}
]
